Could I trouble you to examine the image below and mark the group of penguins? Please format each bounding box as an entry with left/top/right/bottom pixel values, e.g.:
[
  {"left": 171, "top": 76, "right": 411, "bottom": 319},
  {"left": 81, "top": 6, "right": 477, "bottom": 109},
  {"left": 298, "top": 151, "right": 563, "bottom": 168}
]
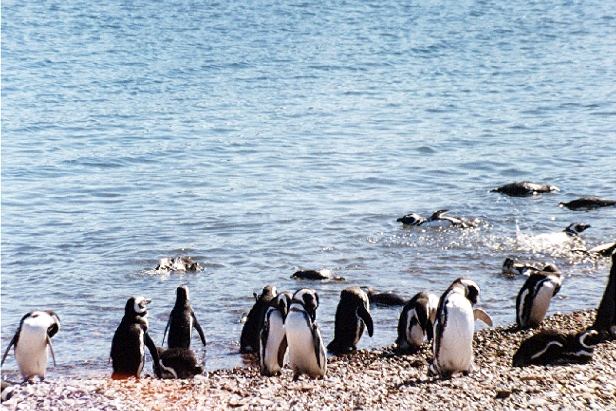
[{"left": 1, "top": 182, "right": 615, "bottom": 391}]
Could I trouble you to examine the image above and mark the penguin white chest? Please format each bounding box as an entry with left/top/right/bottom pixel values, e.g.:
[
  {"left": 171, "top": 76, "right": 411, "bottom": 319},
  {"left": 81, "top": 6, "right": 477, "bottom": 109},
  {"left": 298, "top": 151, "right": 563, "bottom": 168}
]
[
  {"left": 437, "top": 295, "right": 475, "bottom": 372},
  {"left": 261, "top": 310, "right": 286, "bottom": 374},
  {"left": 285, "top": 312, "right": 317, "bottom": 369},
  {"left": 530, "top": 282, "right": 556, "bottom": 325},
  {"left": 407, "top": 310, "right": 427, "bottom": 346},
  {"left": 14, "top": 322, "right": 50, "bottom": 379}
]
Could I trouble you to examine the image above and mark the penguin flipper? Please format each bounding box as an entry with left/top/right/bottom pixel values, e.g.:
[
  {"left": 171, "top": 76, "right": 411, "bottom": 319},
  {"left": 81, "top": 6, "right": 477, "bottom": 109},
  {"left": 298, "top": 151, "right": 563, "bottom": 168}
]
[
  {"left": 161, "top": 316, "right": 172, "bottom": 347},
  {"left": 192, "top": 314, "right": 207, "bottom": 346},
  {"left": 311, "top": 322, "right": 324, "bottom": 369},
  {"left": 1, "top": 334, "right": 17, "bottom": 366},
  {"left": 357, "top": 304, "right": 374, "bottom": 337},
  {"left": 473, "top": 308, "right": 493, "bottom": 327},
  {"left": 46, "top": 335, "right": 57, "bottom": 367},
  {"left": 277, "top": 335, "right": 288, "bottom": 369},
  {"left": 144, "top": 332, "right": 161, "bottom": 378}
]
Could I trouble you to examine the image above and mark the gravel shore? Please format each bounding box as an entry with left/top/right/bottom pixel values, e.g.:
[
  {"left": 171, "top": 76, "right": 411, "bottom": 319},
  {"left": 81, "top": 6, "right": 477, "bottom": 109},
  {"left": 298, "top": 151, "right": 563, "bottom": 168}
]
[{"left": 2, "top": 309, "right": 615, "bottom": 411}]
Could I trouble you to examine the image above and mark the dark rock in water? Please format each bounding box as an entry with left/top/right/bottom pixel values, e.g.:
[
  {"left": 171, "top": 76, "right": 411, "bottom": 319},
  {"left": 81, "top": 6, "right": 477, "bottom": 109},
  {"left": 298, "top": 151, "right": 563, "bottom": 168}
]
[
  {"left": 364, "top": 287, "right": 407, "bottom": 307},
  {"left": 154, "top": 347, "right": 203, "bottom": 379},
  {"left": 512, "top": 329, "right": 601, "bottom": 367},
  {"left": 586, "top": 242, "right": 616, "bottom": 258},
  {"left": 491, "top": 182, "right": 559, "bottom": 197},
  {"left": 559, "top": 197, "right": 616, "bottom": 211},
  {"left": 291, "top": 269, "right": 345, "bottom": 281},
  {"left": 155, "top": 256, "right": 202, "bottom": 272},
  {"left": 591, "top": 252, "right": 616, "bottom": 338},
  {"left": 240, "top": 285, "right": 277, "bottom": 354}
]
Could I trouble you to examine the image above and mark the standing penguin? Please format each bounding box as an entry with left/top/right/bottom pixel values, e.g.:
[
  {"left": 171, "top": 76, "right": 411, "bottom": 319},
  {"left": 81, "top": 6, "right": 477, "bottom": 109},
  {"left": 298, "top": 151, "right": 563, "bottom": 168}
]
[
  {"left": 516, "top": 270, "right": 563, "bottom": 329},
  {"left": 259, "top": 292, "right": 293, "bottom": 376},
  {"left": 240, "top": 285, "right": 277, "bottom": 354},
  {"left": 285, "top": 288, "right": 326, "bottom": 380},
  {"left": 396, "top": 292, "right": 434, "bottom": 352},
  {"left": 327, "top": 287, "right": 374, "bottom": 355},
  {"left": 110, "top": 296, "right": 161, "bottom": 379},
  {"left": 162, "top": 285, "right": 206, "bottom": 349},
  {"left": 1, "top": 311, "right": 60, "bottom": 380},
  {"left": 429, "top": 278, "right": 492, "bottom": 379}
]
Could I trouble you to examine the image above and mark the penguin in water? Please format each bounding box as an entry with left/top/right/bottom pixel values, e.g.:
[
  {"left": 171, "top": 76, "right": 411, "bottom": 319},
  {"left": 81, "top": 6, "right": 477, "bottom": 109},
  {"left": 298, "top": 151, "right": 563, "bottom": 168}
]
[
  {"left": 153, "top": 347, "right": 203, "bottom": 379},
  {"left": 516, "top": 270, "right": 563, "bottom": 329},
  {"left": 240, "top": 285, "right": 277, "bottom": 354},
  {"left": 502, "top": 258, "right": 559, "bottom": 278},
  {"left": 512, "top": 329, "right": 602, "bottom": 367},
  {"left": 110, "top": 296, "right": 161, "bottom": 379},
  {"left": 429, "top": 278, "right": 492, "bottom": 379},
  {"left": 259, "top": 292, "right": 293, "bottom": 376},
  {"left": 1, "top": 310, "right": 60, "bottom": 380},
  {"left": 363, "top": 287, "right": 407, "bottom": 307},
  {"left": 327, "top": 287, "right": 374, "bottom": 355},
  {"left": 397, "top": 210, "right": 476, "bottom": 228},
  {"left": 285, "top": 288, "right": 326, "bottom": 380},
  {"left": 396, "top": 292, "right": 438, "bottom": 352},
  {"left": 491, "top": 181, "right": 559, "bottom": 197},
  {"left": 559, "top": 197, "right": 616, "bottom": 211},
  {"left": 162, "top": 285, "right": 206, "bottom": 349}
]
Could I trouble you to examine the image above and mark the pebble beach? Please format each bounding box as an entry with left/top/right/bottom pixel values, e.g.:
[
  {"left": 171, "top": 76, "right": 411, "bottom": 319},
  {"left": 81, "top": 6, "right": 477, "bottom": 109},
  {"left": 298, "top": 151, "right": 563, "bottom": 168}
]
[{"left": 2, "top": 309, "right": 615, "bottom": 411}]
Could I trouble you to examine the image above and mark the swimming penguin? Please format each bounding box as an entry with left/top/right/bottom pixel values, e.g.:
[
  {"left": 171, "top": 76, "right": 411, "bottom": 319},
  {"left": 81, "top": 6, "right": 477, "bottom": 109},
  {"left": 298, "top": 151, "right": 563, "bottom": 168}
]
[
  {"left": 240, "top": 285, "right": 277, "bottom": 354},
  {"left": 285, "top": 288, "right": 326, "bottom": 380},
  {"left": 586, "top": 242, "right": 616, "bottom": 258},
  {"left": 512, "top": 329, "right": 602, "bottom": 367},
  {"left": 491, "top": 182, "right": 559, "bottom": 197},
  {"left": 1, "top": 310, "right": 60, "bottom": 380},
  {"left": 363, "top": 287, "right": 407, "bottom": 307},
  {"left": 155, "top": 256, "right": 202, "bottom": 272},
  {"left": 396, "top": 292, "right": 434, "bottom": 352},
  {"left": 397, "top": 210, "right": 476, "bottom": 228},
  {"left": 291, "top": 269, "right": 345, "bottom": 281},
  {"left": 327, "top": 287, "right": 374, "bottom": 355},
  {"left": 429, "top": 278, "right": 492, "bottom": 379},
  {"left": 559, "top": 197, "right": 616, "bottom": 211},
  {"left": 591, "top": 252, "right": 616, "bottom": 338},
  {"left": 502, "top": 258, "right": 558, "bottom": 278},
  {"left": 516, "top": 270, "right": 563, "bottom": 329},
  {"left": 153, "top": 347, "right": 203, "bottom": 379},
  {"left": 162, "top": 285, "right": 206, "bottom": 350},
  {"left": 259, "top": 292, "right": 292, "bottom": 376},
  {"left": 529, "top": 223, "right": 590, "bottom": 249},
  {"left": 110, "top": 296, "right": 161, "bottom": 379}
]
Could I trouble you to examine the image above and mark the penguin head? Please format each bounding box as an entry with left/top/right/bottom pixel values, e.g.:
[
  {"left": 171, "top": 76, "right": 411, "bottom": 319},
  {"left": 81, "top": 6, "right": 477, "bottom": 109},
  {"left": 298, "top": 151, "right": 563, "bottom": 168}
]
[
  {"left": 176, "top": 285, "right": 190, "bottom": 305},
  {"left": 565, "top": 222, "right": 590, "bottom": 236},
  {"left": 578, "top": 330, "right": 602, "bottom": 348},
  {"left": 126, "top": 296, "right": 151, "bottom": 316},
  {"left": 292, "top": 288, "right": 319, "bottom": 319},
  {"left": 340, "top": 287, "right": 369, "bottom": 309},
  {"left": 259, "top": 285, "right": 278, "bottom": 301},
  {"left": 453, "top": 277, "right": 481, "bottom": 305},
  {"left": 396, "top": 213, "right": 425, "bottom": 225},
  {"left": 274, "top": 292, "right": 293, "bottom": 318},
  {"left": 22, "top": 311, "right": 61, "bottom": 338}
]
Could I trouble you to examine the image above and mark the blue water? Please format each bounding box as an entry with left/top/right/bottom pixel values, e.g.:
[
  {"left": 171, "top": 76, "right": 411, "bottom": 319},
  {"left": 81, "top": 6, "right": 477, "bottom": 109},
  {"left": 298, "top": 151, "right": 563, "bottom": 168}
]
[{"left": 2, "top": 0, "right": 615, "bottom": 378}]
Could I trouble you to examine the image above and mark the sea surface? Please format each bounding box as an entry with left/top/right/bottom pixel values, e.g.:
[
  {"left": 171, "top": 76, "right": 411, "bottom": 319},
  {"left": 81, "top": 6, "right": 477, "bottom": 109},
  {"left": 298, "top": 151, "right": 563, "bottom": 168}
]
[{"left": 2, "top": 0, "right": 615, "bottom": 378}]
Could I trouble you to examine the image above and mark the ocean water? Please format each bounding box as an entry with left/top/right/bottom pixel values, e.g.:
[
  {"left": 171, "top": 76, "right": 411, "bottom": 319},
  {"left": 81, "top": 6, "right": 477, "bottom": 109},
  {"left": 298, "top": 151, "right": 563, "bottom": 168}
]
[{"left": 2, "top": 0, "right": 615, "bottom": 378}]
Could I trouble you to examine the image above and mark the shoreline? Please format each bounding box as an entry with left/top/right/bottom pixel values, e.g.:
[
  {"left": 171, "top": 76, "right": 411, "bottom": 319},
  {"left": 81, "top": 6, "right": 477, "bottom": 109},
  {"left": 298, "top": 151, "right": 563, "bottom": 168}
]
[{"left": 2, "top": 309, "right": 615, "bottom": 410}]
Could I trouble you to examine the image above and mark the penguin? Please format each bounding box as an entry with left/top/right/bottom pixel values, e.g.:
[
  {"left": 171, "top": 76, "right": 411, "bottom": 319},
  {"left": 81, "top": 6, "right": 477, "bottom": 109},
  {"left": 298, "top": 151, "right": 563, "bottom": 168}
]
[
  {"left": 512, "top": 329, "right": 602, "bottom": 367},
  {"left": 240, "top": 285, "right": 277, "bottom": 354},
  {"left": 291, "top": 288, "right": 319, "bottom": 321},
  {"left": 285, "top": 288, "right": 326, "bottom": 380},
  {"left": 110, "top": 296, "right": 161, "bottom": 379},
  {"left": 363, "top": 287, "right": 407, "bottom": 307},
  {"left": 153, "top": 347, "right": 203, "bottom": 379},
  {"left": 502, "top": 258, "right": 558, "bottom": 278},
  {"left": 1, "top": 310, "right": 60, "bottom": 380},
  {"left": 259, "top": 292, "right": 292, "bottom": 376},
  {"left": 291, "top": 269, "right": 345, "bottom": 281},
  {"left": 162, "top": 285, "right": 206, "bottom": 349},
  {"left": 155, "top": 256, "right": 202, "bottom": 272},
  {"left": 559, "top": 197, "right": 616, "bottom": 211},
  {"left": 327, "top": 287, "right": 374, "bottom": 355},
  {"left": 491, "top": 182, "right": 559, "bottom": 197},
  {"left": 591, "top": 252, "right": 616, "bottom": 338},
  {"left": 397, "top": 210, "right": 476, "bottom": 228},
  {"left": 396, "top": 292, "right": 434, "bottom": 352},
  {"left": 429, "top": 278, "right": 492, "bottom": 379},
  {"left": 529, "top": 222, "right": 590, "bottom": 249},
  {"left": 586, "top": 242, "right": 616, "bottom": 258},
  {"left": 516, "top": 270, "right": 563, "bottom": 329}
]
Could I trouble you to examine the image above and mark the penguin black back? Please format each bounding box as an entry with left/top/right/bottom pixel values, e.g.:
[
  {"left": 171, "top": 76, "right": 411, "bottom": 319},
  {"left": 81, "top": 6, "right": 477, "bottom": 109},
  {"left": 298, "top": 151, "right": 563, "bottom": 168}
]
[
  {"left": 111, "top": 296, "right": 160, "bottom": 379},
  {"left": 512, "top": 330, "right": 601, "bottom": 367},
  {"left": 240, "top": 285, "right": 277, "bottom": 354},
  {"left": 163, "top": 286, "right": 206, "bottom": 349},
  {"left": 327, "top": 287, "right": 373, "bottom": 355}
]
